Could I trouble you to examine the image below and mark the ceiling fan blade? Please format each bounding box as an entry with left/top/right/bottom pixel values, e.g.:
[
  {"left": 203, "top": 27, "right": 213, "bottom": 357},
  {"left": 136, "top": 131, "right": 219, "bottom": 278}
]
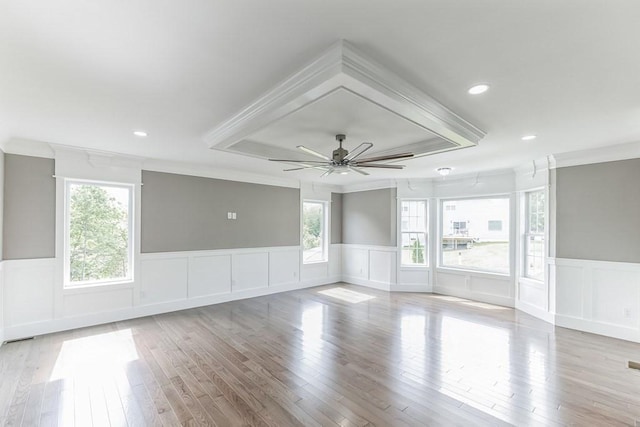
[
  {"left": 353, "top": 163, "right": 405, "bottom": 169},
  {"left": 269, "top": 159, "right": 328, "bottom": 164},
  {"left": 320, "top": 168, "right": 334, "bottom": 178},
  {"left": 349, "top": 166, "right": 370, "bottom": 176},
  {"left": 283, "top": 165, "right": 330, "bottom": 171},
  {"left": 297, "top": 145, "right": 331, "bottom": 161},
  {"left": 355, "top": 152, "right": 414, "bottom": 163},
  {"left": 344, "top": 142, "right": 373, "bottom": 161}
]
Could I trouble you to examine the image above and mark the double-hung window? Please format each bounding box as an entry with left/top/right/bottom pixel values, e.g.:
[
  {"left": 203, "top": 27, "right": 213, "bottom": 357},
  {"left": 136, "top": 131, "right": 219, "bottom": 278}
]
[
  {"left": 524, "top": 190, "right": 545, "bottom": 281},
  {"left": 65, "top": 180, "right": 134, "bottom": 288},
  {"left": 303, "top": 200, "right": 328, "bottom": 263},
  {"left": 400, "top": 200, "right": 427, "bottom": 266}
]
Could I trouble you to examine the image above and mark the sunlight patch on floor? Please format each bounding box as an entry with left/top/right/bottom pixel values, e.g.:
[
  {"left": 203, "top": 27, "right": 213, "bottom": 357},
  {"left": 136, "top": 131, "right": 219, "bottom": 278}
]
[
  {"left": 318, "top": 287, "right": 376, "bottom": 303},
  {"left": 50, "top": 328, "right": 139, "bottom": 381}
]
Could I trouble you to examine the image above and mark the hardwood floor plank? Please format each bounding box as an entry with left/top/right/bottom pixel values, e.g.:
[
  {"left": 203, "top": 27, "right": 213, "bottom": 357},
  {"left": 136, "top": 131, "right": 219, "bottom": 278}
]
[{"left": 2, "top": 283, "right": 640, "bottom": 426}]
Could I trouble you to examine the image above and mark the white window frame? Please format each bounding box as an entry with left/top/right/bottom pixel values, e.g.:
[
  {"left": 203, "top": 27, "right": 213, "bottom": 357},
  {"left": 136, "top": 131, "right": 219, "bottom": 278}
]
[
  {"left": 302, "top": 199, "right": 328, "bottom": 264},
  {"left": 399, "top": 199, "right": 428, "bottom": 267},
  {"left": 64, "top": 179, "right": 135, "bottom": 288},
  {"left": 439, "top": 195, "right": 511, "bottom": 275},
  {"left": 523, "top": 189, "right": 545, "bottom": 281}
]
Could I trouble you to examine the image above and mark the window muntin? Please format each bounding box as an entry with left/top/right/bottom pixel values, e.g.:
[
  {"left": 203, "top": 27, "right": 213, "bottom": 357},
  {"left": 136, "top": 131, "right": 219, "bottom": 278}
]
[
  {"left": 400, "top": 200, "right": 427, "bottom": 266},
  {"left": 441, "top": 197, "right": 510, "bottom": 274},
  {"left": 65, "top": 181, "right": 133, "bottom": 287},
  {"left": 524, "top": 190, "right": 545, "bottom": 281},
  {"left": 303, "top": 201, "right": 327, "bottom": 263}
]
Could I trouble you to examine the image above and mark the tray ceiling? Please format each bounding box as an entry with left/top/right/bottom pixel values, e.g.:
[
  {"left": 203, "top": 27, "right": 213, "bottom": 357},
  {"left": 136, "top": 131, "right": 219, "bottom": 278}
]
[{"left": 204, "top": 41, "right": 485, "bottom": 167}]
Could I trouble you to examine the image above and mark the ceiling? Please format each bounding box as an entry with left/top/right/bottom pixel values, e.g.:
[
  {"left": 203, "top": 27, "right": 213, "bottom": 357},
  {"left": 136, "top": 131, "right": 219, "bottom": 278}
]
[{"left": 1, "top": 1, "right": 639, "bottom": 185}]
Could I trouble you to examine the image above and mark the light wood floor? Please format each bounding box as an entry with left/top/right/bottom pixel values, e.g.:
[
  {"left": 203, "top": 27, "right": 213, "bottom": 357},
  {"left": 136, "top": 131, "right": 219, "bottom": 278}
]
[{"left": 2, "top": 284, "right": 640, "bottom": 426}]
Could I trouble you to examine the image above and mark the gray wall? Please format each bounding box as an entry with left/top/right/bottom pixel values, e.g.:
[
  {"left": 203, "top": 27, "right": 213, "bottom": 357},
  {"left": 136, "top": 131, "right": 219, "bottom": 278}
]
[
  {"left": 331, "top": 192, "right": 342, "bottom": 244},
  {"left": 556, "top": 158, "right": 640, "bottom": 263},
  {"left": 3, "top": 154, "right": 56, "bottom": 260},
  {"left": 141, "top": 171, "right": 300, "bottom": 252},
  {"left": 342, "top": 188, "right": 397, "bottom": 246}
]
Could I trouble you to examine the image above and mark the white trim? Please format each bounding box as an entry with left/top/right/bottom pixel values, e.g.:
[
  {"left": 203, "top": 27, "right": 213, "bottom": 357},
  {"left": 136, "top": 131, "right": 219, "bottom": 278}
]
[
  {"left": 555, "top": 314, "right": 640, "bottom": 343},
  {"left": 516, "top": 299, "right": 555, "bottom": 323},
  {"left": 340, "top": 243, "right": 398, "bottom": 252},
  {"left": 3, "top": 278, "right": 336, "bottom": 341},
  {"left": 140, "top": 245, "right": 301, "bottom": 260},
  {"left": 552, "top": 140, "right": 640, "bottom": 169},
  {"left": 342, "top": 276, "right": 391, "bottom": 291},
  {"left": 203, "top": 40, "right": 484, "bottom": 154},
  {"left": 340, "top": 179, "right": 397, "bottom": 194}
]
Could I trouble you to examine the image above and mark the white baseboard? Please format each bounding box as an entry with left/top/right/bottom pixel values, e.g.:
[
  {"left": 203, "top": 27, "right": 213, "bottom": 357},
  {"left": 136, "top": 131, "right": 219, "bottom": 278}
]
[
  {"left": 3, "top": 279, "right": 334, "bottom": 342},
  {"left": 516, "top": 299, "right": 555, "bottom": 324},
  {"left": 555, "top": 314, "right": 640, "bottom": 344},
  {"left": 391, "top": 284, "right": 432, "bottom": 292},
  {"left": 433, "top": 286, "right": 514, "bottom": 308},
  {"left": 342, "top": 275, "right": 391, "bottom": 291}
]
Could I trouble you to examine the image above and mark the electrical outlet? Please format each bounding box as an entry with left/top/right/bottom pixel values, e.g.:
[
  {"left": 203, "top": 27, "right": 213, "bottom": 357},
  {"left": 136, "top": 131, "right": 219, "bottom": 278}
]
[
  {"left": 624, "top": 308, "right": 633, "bottom": 318},
  {"left": 227, "top": 212, "right": 233, "bottom": 219},
  {"left": 232, "top": 212, "right": 237, "bottom": 219}
]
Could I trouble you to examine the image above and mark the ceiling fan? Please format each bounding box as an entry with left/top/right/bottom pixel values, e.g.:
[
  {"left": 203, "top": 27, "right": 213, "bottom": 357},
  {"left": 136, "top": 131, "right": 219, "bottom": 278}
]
[{"left": 269, "top": 134, "right": 414, "bottom": 177}]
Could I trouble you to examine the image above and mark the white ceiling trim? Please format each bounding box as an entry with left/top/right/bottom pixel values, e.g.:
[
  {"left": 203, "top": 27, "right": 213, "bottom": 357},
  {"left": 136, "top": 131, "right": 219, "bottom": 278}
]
[
  {"left": 551, "top": 140, "right": 640, "bottom": 169},
  {"left": 203, "top": 40, "right": 486, "bottom": 156}
]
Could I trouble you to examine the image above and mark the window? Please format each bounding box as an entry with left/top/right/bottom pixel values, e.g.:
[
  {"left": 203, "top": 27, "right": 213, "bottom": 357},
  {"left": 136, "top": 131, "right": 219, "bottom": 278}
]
[
  {"left": 441, "top": 197, "right": 510, "bottom": 274},
  {"left": 400, "top": 200, "right": 427, "bottom": 266},
  {"left": 524, "top": 190, "right": 545, "bottom": 281},
  {"left": 488, "top": 220, "right": 503, "bottom": 231},
  {"left": 303, "top": 201, "right": 327, "bottom": 263},
  {"left": 65, "top": 180, "right": 133, "bottom": 287}
]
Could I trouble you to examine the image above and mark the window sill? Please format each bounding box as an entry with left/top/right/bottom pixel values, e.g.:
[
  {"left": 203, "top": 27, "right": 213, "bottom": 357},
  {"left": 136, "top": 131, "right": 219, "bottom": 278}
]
[
  {"left": 400, "top": 265, "right": 429, "bottom": 270},
  {"left": 63, "top": 280, "right": 134, "bottom": 295}
]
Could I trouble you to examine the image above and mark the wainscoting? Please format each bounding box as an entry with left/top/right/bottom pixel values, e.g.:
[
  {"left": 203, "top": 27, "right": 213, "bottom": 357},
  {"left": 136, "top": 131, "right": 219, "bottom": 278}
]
[
  {"left": 554, "top": 257, "right": 640, "bottom": 342},
  {"left": 341, "top": 244, "right": 397, "bottom": 290},
  {"left": 434, "top": 268, "right": 514, "bottom": 307},
  {"left": 1, "top": 246, "right": 341, "bottom": 341}
]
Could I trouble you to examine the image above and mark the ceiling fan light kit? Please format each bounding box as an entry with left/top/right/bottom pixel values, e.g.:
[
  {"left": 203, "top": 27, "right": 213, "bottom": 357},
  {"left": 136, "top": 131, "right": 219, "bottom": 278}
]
[{"left": 269, "top": 134, "right": 414, "bottom": 177}]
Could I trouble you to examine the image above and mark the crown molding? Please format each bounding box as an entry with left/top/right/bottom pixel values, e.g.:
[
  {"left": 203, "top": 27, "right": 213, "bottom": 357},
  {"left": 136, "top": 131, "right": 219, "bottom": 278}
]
[
  {"left": 203, "top": 40, "right": 485, "bottom": 154},
  {"left": 340, "top": 179, "right": 397, "bottom": 194},
  {"left": 551, "top": 140, "right": 640, "bottom": 169}
]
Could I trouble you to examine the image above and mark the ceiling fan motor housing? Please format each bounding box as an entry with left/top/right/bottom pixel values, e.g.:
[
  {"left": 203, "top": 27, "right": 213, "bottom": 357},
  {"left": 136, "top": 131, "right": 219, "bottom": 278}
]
[{"left": 333, "top": 133, "right": 348, "bottom": 163}]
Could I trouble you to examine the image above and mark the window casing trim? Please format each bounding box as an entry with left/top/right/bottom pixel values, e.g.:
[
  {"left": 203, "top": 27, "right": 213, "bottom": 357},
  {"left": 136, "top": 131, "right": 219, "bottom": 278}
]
[
  {"left": 63, "top": 178, "right": 135, "bottom": 289},
  {"left": 302, "top": 199, "right": 329, "bottom": 264}
]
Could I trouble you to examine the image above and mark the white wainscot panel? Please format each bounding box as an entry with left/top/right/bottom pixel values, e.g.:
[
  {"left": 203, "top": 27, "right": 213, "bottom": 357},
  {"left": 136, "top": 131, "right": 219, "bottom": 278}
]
[
  {"left": 435, "top": 270, "right": 514, "bottom": 307},
  {"left": 63, "top": 288, "right": 133, "bottom": 317},
  {"left": 232, "top": 252, "right": 268, "bottom": 292},
  {"left": 4, "top": 259, "right": 55, "bottom": 326},
  {"left": 301, "top": 262, "right": 328, "bottom": 282},
  {"left": 342, "top": 247, "right": 368, "bottom": 279},
  {"left": 592, "top": 268, "right": 640, "bottom": 328},
  {"left": 329, "top": 245, "right": 342, "bottom": 278},
  {"left": 470, "top": 276, "right": 511, "bottom": 298},
  {"left": 435, "top": 272, "right": 466, "bottom": 290},
  {"left": 189, "top": 255, "right": 231, "bottom": 298},
  {"left": 269, "top": 250, "right": 299, "bottom": 287},
  {"left": 518, "top": 279, "right": 546, "bottom": 310},
  {"left": 397, "top": 269, "right": 429, "bottom": 288},
  {"left": 555, "top": 265, "right": 583, "bottom": 318},
  {"left": 369, "top": 250, "right": 395, "bottom": 284},
  {"left": 140, "top": 257, "right": 188, "bottom": 305}
]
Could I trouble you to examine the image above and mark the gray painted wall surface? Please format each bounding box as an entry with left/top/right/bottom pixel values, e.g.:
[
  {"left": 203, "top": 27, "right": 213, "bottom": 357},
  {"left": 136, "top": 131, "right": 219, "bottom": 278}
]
[
  {"left": 141, "top": 171, "right": 300, "bottom": 252},
  {"left": 556, "top": 158, "right": 640, "bottom": 262},
  {"left": 3, "top": 154, "right": 56, "bottom": 259},
  {"left": 331, "top": 192, "right": 342, "bottom": 244},
  {"left": 342, "top": 188, "right": 396, "bottom": 246}
]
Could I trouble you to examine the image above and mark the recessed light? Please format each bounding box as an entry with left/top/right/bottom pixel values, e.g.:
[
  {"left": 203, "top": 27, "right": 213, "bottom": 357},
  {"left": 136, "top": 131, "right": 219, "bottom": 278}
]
[
  {"left": 521, "top": 135, "right": 537, "bottom": 141},
  {"left": 468, "top": 84, "right": 490, "bottom": 95},
  {"left": 133, "top": 130, "right": 148, "bottom": 137},
  {"left": 437, "top": 167, "right": 452, "bottom": 176}
]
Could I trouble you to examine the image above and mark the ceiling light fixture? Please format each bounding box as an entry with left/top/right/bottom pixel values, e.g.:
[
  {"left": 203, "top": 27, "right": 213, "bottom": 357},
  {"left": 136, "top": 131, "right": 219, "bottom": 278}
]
[
  {"left": 133, "top": 130, "right": 148, "bottom": 137},
  {"left": 468, "top": 84, "right": 490, "bottom": 95},
  {"left": 521, "top": 134, "right": 537, "bottom": 141},
  {"left": 437, "top": 167, "right": 452, "bottom": 176}
]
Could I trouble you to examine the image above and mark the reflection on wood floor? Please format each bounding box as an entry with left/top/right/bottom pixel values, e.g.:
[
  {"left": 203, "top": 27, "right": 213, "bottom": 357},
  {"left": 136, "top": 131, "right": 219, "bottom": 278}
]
[{"left": 1, "top": 283, "right": 640, "bottom": 426}]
